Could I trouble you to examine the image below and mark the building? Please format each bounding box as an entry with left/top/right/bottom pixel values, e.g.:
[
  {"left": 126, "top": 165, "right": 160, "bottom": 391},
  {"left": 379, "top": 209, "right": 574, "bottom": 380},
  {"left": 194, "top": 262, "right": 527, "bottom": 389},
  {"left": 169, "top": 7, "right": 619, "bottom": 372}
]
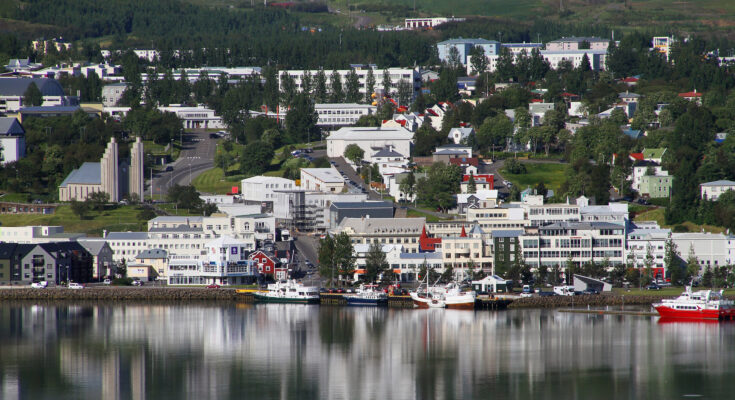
[
  {"left": 5, "top": 242, "right": 93, "bottom": 285},
  {"left": 5, "top": 58, "right": 42, "bottom": 73},
  {"left": 326, "top": 126, "right": 414, "bottom": 163},
  {"left": 241, "top": 176, "right": 296, "bottom": 203},
  {"left": 678, "top": 90, "right": 703, "bottom": 104},
  {"left": 278, "top": 67, "right": 421, "bottom": 99},
  {"left": 437, "top": 38, "right": 500, "bottom": 66},
  {"left": 461, "top": 174, "right": 494, "bottom": 193},
  {"left": 652, "top": 37, "right": 675, "bottom": 61},
  {"left": 102, "top": 83, "right": 128, "bottom": 107},
  {"left": 101, "top": 231, "right": 149, "bottom": 263},
  {"left": 0, "top": 225, "right": 83, "bottom": 244},
  {"left": 700, "top": 180, "right": 735, "bottom": 201},
  {"left": 77, "top": 239, "right": 114, "bottom": 280},
  {"left": 404, "top": 17, "right": 465, "bottom": 29},
  {"left": 639, "top": 174, "right": 673, "bottom": 198},
  {"left": 31, "top": 37, "right": 72, "bottom": 54},
  {"left": 672, "top": 232, "right": 735, "bottom": 271},
  {"left": 545, "top": 37, "right": 610, "bottom": 51},
  {"left": 248, "top": 250, "right": 284, "bottom": 279},
  {"left": 0, "top": 78, "right": 68, "bottom": 113},
  {"left": 134, "top": 249, "right": 168, "bottom": 279},
  {"left": 540, "top": 49, "right": 608, "bottom": 71},
  {"left": 129, "top": 137, "right": 144, "bottom": 201},
  {"left": 158, "top": 105, "right": 226, "bottom": 129},
  {"left": 272, "top": 190, "right": 368, "bottom": 231},
  {"left": 333, "top": 217, "right": 425, "bottom": 253},
  {"left": 0, "top": 117, "right": 26, "bottom": 165},
  {"left": 300, "top": 168, "right": 345, "bottom": 193},
  {"left": 521, "top": 222, "right": 626, "bottom": 269},
  {"left": 501, "top": 43, "right": 543, "bottom": 55},
  {"left": 626, "top": 227, "right": 669, "bottom": 280},
  {"left": 328, "top": 201, "right": 393, "bottom": 229},
  {"left": 315, "top": 103, "right": 376, "bottom": 127},
  {"left": 58, "top": 137, "right": 139, "bottom": 202},
  {"left": 447, "top": 127, "right": 474, "bottom": 144},
  {"left": 202, "top": 236, "right": 258, "bottom": 285}
]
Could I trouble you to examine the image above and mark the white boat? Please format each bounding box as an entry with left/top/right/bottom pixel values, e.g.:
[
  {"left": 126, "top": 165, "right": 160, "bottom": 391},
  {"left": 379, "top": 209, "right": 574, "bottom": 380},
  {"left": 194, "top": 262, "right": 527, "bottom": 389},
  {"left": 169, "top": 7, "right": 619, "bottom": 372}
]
[
  {"left": 410, "top": 282, "right": 476, "bottom": 309},
  {"left": 344, "top": 285, "right": 388, "bottom": 306},
  {"left": 254, "top": 280, "right": 320, "bottom": 303}
]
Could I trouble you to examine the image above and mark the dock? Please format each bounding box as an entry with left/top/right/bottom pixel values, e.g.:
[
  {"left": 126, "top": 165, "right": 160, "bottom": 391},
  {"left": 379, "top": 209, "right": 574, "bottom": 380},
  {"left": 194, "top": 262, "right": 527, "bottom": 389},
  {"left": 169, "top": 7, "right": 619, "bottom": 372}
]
[{"left": 558, "top": 308, "right": 658, "bottom": 317}]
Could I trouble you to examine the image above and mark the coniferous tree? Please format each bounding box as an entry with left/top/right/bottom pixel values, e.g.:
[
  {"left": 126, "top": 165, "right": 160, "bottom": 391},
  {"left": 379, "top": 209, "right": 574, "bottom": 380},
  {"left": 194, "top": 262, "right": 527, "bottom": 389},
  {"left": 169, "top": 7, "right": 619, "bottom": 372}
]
[
  {"left": 314, "top": 70, "right": 328, "bottom": 103},
  {"left": 365, "top": 67, "right": 376, "bottom": 103},
  {"left": 329, "top": 70, "right": 343, "bottom": 102},
  {"left": 345, "top": 68, "right": 360, "bottom": 103}
]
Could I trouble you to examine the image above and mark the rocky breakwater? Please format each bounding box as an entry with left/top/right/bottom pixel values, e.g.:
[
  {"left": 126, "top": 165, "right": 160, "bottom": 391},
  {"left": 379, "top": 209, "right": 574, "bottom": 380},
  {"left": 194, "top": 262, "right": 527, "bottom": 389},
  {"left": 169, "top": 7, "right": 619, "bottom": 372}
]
[
  {"left": 0, "top": 287, "right": 244, "bottom": 301},
  {"left": 509, "top": 293, "right": 675, "bottom": 309}
]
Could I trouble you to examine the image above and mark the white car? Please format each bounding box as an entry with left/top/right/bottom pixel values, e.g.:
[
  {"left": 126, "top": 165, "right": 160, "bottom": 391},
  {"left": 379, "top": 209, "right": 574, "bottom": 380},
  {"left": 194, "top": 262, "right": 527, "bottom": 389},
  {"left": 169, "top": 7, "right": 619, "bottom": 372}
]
[
  {"left": 68, "top": 283, "right": 84, "bottom": 289},
  {"left": 31, "top": 281, "right": 48, "bottom": 289},
  {"left": 103, "top": 279, "right": 111, "bottom": 285}
]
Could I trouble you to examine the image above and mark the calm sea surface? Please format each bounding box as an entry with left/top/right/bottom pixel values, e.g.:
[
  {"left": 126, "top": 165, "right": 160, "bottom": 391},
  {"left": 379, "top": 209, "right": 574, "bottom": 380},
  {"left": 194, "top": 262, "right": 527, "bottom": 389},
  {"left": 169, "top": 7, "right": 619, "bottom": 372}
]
[{"left": 0, "top": 302, "right": 733, "bottom": 400}]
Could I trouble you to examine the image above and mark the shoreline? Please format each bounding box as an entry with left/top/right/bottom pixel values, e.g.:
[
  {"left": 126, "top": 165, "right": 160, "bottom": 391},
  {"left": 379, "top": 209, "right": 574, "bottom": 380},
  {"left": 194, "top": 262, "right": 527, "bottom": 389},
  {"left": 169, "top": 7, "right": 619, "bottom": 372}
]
[{"left": 0, "top": 288, "right": 675, "bottom": 309}]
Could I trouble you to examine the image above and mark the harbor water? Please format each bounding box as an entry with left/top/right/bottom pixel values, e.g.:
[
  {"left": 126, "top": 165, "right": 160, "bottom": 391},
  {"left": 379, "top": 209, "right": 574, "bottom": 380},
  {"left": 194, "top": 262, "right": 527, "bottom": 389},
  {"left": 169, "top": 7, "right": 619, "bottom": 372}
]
[{"left": 0, "top": 302, "right": 733, "bottom": 399}]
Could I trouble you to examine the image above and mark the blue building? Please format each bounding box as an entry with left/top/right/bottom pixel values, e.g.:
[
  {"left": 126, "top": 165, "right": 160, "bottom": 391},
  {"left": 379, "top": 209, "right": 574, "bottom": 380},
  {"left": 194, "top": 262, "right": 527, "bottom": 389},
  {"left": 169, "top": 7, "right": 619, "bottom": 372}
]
[{"left": 437, "top": 38, "right": 500, "bottom": 66}]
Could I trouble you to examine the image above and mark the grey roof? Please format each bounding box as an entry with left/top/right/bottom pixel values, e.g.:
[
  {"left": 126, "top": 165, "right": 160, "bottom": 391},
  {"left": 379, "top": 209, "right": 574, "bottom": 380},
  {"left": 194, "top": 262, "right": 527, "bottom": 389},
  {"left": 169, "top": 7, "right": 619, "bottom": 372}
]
[
  {"left": 618, "top": 92, "right": 641, "bottom": 98},
  {"left": 77, "top": 239, "right": 109, "bottom": 255},
  {"left": 104, "top": 82, "right": 129, "bottom": 87},
  {"left": 437, "top": 143, "right": 471, "bottom": 149},
  {"left": 399, "top": 252, "right": 443, "bottom": 260},
  {"left": 492, "top": 229, "right": 524, "bottom": 238},
  {"left": 0, "top": 243, "right": 18, "bottom": 259},
  {"left": 372, "top": 147, "right": 405, "bottom": 158},
  {"left": 701, "top": 180, "right": 735, "bottom": 187},
  {"left": 136, "top": 249, "right": 168, "bottom": 259},
  {"left": 0, "top": 78, "right": 64, "bottom": 96},
  {"left": 549, "top": 36, "right": 608, "bottom": 43},
  {"left": 0, "top": 117, "right": 25, "bottom": 136},
  {"left": 438, "top": 38, "right": 499, "bottom": 45},
  {"left": 331, "top": 201, "right": 393, "bottom": 210},
  {"left": 469, "top": 224, "right": 484, "bottom": 235},
  {"left": 105, "top": 232, "right": 148, "bottom": 240},
  {"left": 434, "top": 149, "right": 470, "bottom": 155},
  {"left": 58, "top": 162, "right": 101, "bottom": 187},
  {"left": 20, "top": 106, "right": 81, "bottom": 113}
]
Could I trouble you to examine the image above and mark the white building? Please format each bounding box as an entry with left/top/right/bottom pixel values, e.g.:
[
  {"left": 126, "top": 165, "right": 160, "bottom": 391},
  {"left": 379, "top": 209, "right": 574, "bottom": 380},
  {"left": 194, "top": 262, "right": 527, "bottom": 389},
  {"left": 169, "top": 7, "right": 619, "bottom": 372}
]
[
  {"left": 0, "top": 78, "right": 68, "bottom": 113},
  {"left": 626, "top": 228, "right": 669, "bottom": 277},
  {"left": 545, "top": 37, "right": 610, "bottom": 51},
  {"left": 278, "top": 66, "right": 421, "bottom": 99},
  {"left": 404, "top": 17, "right": 465, "bottom": 29},
  {"left": 300, "top": 168, "right": 344, "bottom": 193},
  {"left": 102, "top": 83, "right": 128, "bottom": 107},
  {"left": 0, "top": 117, "right": 26, "bottom": 165},
  {"left": 0, "top": 226, "right": 83, "bottom": 244},
  {"left": 272, "top": 190, "right": 368, "bottom": 231},
  {"left": 158, "top": 105, "right": 226, "bottom": 129},
  {"left": 447, "top": 127, "right": 474, "bottom": 144},
  {"left": 315, "top": 103, "right": 377, "bottom": 127},
  {"left": 700, "top": 180, "right": 735, "bottom": 201},
  {"left": 241, "top": 176, "right": 296, "bottom": 203},
  {"left": 327, "top": 126, "right": 414, "bottom": 163},
  {"left": 672, "top": 232, "right": 735, "bottom": 271},
  {"left": 333, "top": 217, "right": 426, "bottom": 253}
]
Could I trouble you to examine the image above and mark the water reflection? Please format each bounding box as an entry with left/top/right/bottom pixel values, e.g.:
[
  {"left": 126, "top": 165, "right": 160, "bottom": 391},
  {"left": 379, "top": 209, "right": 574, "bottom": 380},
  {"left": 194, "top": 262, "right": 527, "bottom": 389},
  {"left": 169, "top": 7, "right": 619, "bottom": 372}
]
[{"left": 1, "top": 303, "right": 735, "bottom": 399}]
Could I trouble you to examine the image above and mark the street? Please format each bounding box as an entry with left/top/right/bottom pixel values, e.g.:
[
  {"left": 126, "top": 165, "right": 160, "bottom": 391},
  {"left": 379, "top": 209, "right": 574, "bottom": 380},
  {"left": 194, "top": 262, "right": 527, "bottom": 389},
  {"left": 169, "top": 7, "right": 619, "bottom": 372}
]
[{"left": 148, "top": 130, "right": 217, "bottom": 199}]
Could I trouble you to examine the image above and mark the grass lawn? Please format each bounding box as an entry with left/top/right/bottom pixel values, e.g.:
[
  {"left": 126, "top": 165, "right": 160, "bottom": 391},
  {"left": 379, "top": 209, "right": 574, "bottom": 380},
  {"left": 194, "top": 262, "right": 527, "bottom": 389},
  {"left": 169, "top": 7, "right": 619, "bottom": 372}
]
[
  {"left": 611, "top": 287, "right": 735, "bottom": 296},
  {"left": 0, "top": 205, "right": 148, "bottom": 236},
  {"left": 156, "top": 203, "right": 204, "bottom": 217},
  {"left": 501, "top": 162, "right": 566, "bottom": 194},
  {"left": 192, "top": 168, "right": 245, "bottom": 194},
  {"left": 144, "top": 140, "right": 182, "bottom": 162},
  {"left": 634, "top": 208, "right": 726, "bottom": 234},
  {"left": 406, "top": 208, "right": 449, "bottom": 223},
  {"left": 0, "top": 192, "right": 33, "bottom": 203}
]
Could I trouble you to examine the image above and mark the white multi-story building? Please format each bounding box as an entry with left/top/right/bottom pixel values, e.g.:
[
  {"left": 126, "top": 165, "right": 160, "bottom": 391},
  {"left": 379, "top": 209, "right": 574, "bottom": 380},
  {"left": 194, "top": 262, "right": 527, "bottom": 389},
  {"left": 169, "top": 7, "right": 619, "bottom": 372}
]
[
  {"left": 272, "top": 190, "right": 368, "bottom": 231},
  {"left": 102, "top": 83, "right": 128, "bottom": 107},
  {"left": 278, "top": 66, "right": 421, "bottom": 100},
  {"left": 315, "top": 103, "right": 377, "bottom": 127},
  {"left": 700, "top": 180, "right": 735, "bottom": 201},
  {"left": 300, "top": 168, "right": 344, "bottom": 193},
  {"left": 404, "top": 17, "right": 465, "bottom": 29},
  {"left": 0, "top": 117, "right": 25, "bottom": 165},
  {"left": 626, "top": 228, "right": 669, "bottom": 279},
  {"left": 672, "top": 232, "right": 735, "bottom": 271},
  {"left": 327, "top": 126, "right": 414, "bottom": 163},
  {"left": 0, "top": 226, "right": 82, "bottom": 244},
  {"left": 0, "top": 78, "right": 68, "bottom": 113},
  {"left": 158, "top": 105, "right": 226, "bottom": 129},
  {"left": 333, "top": 217, "right": 425, "bottom": 253},
  {"left": 545, "top": 37, "right": 610, "bottom": 51},
  {"left": 166, "top": 236, "right": 256, "bottom": 286},
  {"left": 241, "top": 176, "right": 296, "bottom": 203},
  {"left": 141, "top": 67, "right": 261, "bottom": 83}
]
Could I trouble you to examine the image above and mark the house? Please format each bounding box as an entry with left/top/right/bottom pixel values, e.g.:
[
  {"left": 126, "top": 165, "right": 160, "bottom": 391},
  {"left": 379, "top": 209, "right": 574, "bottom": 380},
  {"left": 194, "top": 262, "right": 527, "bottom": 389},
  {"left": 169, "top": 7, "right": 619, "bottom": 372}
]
[
  {"left": 447, "top": 127, "right": 474, "bottom": 144},
  {"left": 204, "top": 236, "right": 257, "bottom": 285},
  {"left": 18, "top": 242, "right": 93, "bottom": 285},
  {"left": 642, "top": 148, "right": 666, "bottom": 164},
  {"left": 461, "top": 174, "right": 494, "bottom": 193},
  {"left": 126, "top": 263, "right": 158, "bottom": 281},
  {"left": 639, "top": 174, "right": 673, "bottom": 198},
  {"left": 135, "top": 249, "right": 168, "bottom": 279},
  {"left": 387, "top": 172, "right": 427, "bottom": 203},
  {"left": 372, "top": 147, "right": 409, "bottom": 173},
  {"left": 328, "top": 201, "right": 394, "bottom": 228},
  {"left": 241, "top": 176, "right": 296, "bottom": 203},
  {"left": 326, "top": 126, "right": 414, "bottom": 163},
  {"left": 102, "top": 83, "right": 128, "bottom": 107},
  {"left": 249, "top": 250, "right": 284, "bottom": 279},
  {"left": 432, "top": 144, "right": 472, "bottom": 163},
  {"left": 700, "top": 180, "right": 735, "bottom": 201},
  {"left": 333, "top": 217, "right": 425, "bottom": 253},
  {"left": 678, "top": 90, "right": 702, "bottom": 104},
  {"left": 300, "top": 168, "right": 344, "bottom": 193},
  {"left": 77, "top": 239, "right": 114, "bottom": 280},
  {"left": 630, "top": 161, "right": 668, "bottom": 193},
  {"left": 618, "top": 91, "right": 641, "bottom": 103},
  {"left": 0, "top": 78, "right": 68, "bottom": 113},
  {"left": 0, "top": 117, "right": 26, "bottom": 165},
  {"left": 471, "top": 274, "right": 510, "bottom": 293},
  {"left": 456, "top": 190, "right": 499, "bottom": 215}
]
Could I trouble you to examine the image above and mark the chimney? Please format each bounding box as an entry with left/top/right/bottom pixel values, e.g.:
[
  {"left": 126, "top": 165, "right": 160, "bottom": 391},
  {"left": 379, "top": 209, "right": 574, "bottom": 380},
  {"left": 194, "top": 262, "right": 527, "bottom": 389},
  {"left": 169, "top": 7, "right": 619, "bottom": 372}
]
[{"left": 103, "top": 230, "right": 108, "bottom": 238}]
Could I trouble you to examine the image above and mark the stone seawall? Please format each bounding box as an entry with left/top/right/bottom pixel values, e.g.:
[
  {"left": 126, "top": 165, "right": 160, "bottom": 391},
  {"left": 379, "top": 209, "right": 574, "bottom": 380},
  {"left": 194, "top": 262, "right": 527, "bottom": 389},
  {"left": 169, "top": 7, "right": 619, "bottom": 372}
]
[
  {"left": 508, "top": 294, "right": 672, "bottom": 309},
  {"left": 0, "top": 288, "right": 249, "bottom": 302}
]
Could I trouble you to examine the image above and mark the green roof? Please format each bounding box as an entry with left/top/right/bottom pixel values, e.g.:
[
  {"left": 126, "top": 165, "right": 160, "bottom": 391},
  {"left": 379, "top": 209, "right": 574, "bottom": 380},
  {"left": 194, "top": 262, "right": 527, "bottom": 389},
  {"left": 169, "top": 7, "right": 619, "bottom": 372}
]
[{"left": 642, "top": 148, "right": 666, "bottom": 159}]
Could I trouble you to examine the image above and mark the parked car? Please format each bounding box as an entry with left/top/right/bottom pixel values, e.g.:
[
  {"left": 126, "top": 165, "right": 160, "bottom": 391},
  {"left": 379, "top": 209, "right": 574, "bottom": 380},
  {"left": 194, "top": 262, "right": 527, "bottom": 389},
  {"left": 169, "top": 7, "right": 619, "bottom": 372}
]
[
  {"left": 68, "top": 283, "right": 84, "bottom": 289},
  {"left": 582, "top": 288, "right": 600, "bottom": 295},
  {"left": 164, "top": 166, "right": 173, "bottom": 172},
  {"left": 132, "top": 280, "right": 144, "bottom": 286},
  {"left": 291, "top": 150, "right": 301, "bottom": 156},
  {"left": 206, "top": 284, "right": 221, "bottom": 289},
  {"left": 103, "top": 279, "right": 111, "bottom": 285},
  {"left": 646, "top": 283, "right": 661, "bottom": 290},
  {"left": 31, "top": 281, "right": 48, "bottom": 289}
]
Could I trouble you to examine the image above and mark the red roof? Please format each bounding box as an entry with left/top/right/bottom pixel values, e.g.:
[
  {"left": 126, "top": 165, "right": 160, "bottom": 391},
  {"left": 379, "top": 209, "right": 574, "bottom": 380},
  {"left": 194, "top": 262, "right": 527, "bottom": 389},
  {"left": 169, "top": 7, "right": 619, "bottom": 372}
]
[
  {"left": 622, "top": 77, "right": 639, "bottom": 83},
  {"left": 460, "top": 225, "right": 467, "bottom": 238},
  {"left": 630, "top": 153, "right": 644, "bottom": 161},
  {"left": 560, "top": 92, "right": 577, "bottom": 97},
  {"left": 679, "top": 91, "right": 702, "bottom": 97},
  {"left": 530, "top": 99, "right": 543, "bottom": 103},
  {"left": 396, "top": 106, "right": 408, "bottom": 113},
  {"left": 450, "top": 157, "right": 479, "bottom": 167}
]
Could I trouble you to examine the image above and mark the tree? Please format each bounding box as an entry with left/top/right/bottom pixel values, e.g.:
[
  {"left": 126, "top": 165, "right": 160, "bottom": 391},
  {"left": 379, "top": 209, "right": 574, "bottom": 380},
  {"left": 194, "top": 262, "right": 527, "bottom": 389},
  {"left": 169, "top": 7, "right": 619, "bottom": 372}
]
[
  {"left": 399, "top": 171, "right": 416, "bottom": 202},
  {"left": 70, "top": 199, "right": 89, "bottom": 219},
  {"left": 441, "top": 264, "right": 455, "bottom": 283},
  {"left": 447, "top": 46, "right": 462, "bottom": 70},
  {"left": 397, "top": 79, "right": 412, "bottom": 107},
  {"left": 345, "top": 69, "right": 361, "bottom": 103},
  {"left": 382, "top": 69, "right": 392, "bottom": 96},
  {"left": 565, "top": 255, "right": 576, "bottom": 285},
  {"left": 167, "top": 185, "right": 203, "bottom": 211},
  {"left": 418, "top": 259, "right": 440, "bottom": 283},
  {"left": 642, "top": 244, "right": 655, "bottom": 286},
  {"left": 686, "top": 244, "right": 701, "bottom": 282},
  {"left": 469, "top": 45, "right": 488, "bottom": 76},
  {"left": 702, "top": 266, "right": 713, "bottom": 288},
  {"left": 496, "top": 47, "right": 515, "bottom": 81},
  {"left": 467, "top": 172, "right": 476, "bottom": 194},
  {"left": 365, "top": 68, "right": 376, "bottom": 103},
  {"left": 344, "top": 144, "right": 364, "bottom": 165},
  {"left": 314, "top": 70, "right": 328, "bottom": 103},
  {"left": 318, "top": 235, "right": 336, "bottom": 285},
  {"left": 664, "top": 237, "right": 684, "bottom": 285},
  {"left": 329, "top": 70, "right": 344, "bottom": 103},
  {"left": 86, "top": 191, "right": 109, "bottom": 211},
  {"left": 240, "top": 140, "right": 274, "bottom": 175},
  {"left": 285, "top": 93, "right": 319, "bottom": 143},
  {"left": 280, "top": 72, "right": 297, "bottom": 107},
  {"left": 23, "top": 82, "right": 43, "bottom": 107},
  {"left": 364, "top": 243, "right": 388, "bottom": 283},
  {"left": 334, "top": 232, "right": 356, "bottom": 286}
]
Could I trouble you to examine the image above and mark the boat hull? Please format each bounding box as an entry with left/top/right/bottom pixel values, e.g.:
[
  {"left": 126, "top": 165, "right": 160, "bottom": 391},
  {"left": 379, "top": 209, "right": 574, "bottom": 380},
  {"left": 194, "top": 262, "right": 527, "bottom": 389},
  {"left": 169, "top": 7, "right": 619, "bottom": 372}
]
[
  {"left": 446, "top": 301, "right": 476, "bottom": 310},
  {"left": 410, "top": 292, "right": 443, "bottom": 308},
  {"left": 654, "top": 305, "right": 735, "bottom": 320},
  {"left": 345, "top": 297, "right": 388, "bottom": 306},
  {"left": 254, "top": 294, "right": 320, "bottom": 304}
]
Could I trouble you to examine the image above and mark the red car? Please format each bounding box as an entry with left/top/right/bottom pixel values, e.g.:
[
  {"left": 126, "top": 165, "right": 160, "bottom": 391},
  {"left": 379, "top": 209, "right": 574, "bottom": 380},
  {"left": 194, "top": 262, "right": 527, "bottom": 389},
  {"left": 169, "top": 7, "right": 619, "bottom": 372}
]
[{"left": 206, "top": 284, "right": 221, "bottom": 289}]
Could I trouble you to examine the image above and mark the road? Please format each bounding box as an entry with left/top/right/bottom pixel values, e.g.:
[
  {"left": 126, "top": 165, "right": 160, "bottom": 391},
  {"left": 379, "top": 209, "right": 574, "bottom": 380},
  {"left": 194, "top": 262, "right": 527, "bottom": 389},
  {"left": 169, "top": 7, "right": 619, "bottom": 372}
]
[{"left": 148, "top": 130, "right": 217, "bottom": 198}]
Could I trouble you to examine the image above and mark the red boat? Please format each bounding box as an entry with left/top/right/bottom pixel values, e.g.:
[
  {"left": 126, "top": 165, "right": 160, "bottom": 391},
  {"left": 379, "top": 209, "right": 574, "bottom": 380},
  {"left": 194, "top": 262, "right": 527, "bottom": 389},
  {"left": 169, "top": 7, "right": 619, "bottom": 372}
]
[{"left": 653, "top": 287, "right": 735, "bottom": 321}]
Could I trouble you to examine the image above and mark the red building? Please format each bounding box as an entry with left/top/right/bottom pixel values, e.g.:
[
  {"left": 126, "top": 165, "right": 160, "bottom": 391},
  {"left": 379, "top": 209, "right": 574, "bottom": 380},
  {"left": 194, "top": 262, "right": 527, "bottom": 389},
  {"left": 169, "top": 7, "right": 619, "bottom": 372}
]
[
  {"left": 462, "top": 174, "right": 494, "bottom": 191},
  {"left": 419, "top": 226, "right": 442, "bottom": 252},
  {"left": 248, "top": 250, "right": 286, "bottom": 279}
]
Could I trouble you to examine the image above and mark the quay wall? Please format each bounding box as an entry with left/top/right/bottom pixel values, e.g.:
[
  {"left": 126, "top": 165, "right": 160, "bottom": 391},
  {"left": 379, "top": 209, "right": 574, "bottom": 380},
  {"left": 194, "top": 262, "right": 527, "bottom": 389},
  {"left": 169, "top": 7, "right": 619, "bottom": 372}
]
[
  {"left": 0, "top": 288, "right": 248, "bottom": 301},
  {"left": 508, "top": 294, "right": 672, "bottom": 309}
]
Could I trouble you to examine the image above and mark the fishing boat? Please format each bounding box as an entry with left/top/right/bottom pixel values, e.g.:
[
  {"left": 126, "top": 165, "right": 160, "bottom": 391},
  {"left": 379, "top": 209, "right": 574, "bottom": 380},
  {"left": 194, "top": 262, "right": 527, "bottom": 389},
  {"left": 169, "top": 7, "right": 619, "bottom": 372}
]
[
  {"left": 254, "top": 280, "right": 320, "bottom": 304},
  {"left": 344, "top": 284, "right": 388, "bottom": 306},
  {"left": 653, "top": 286, "right": 735, "bottom": 320},
  {"left": 410, "top": 281, "right": 476, "bottom": 309}
]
